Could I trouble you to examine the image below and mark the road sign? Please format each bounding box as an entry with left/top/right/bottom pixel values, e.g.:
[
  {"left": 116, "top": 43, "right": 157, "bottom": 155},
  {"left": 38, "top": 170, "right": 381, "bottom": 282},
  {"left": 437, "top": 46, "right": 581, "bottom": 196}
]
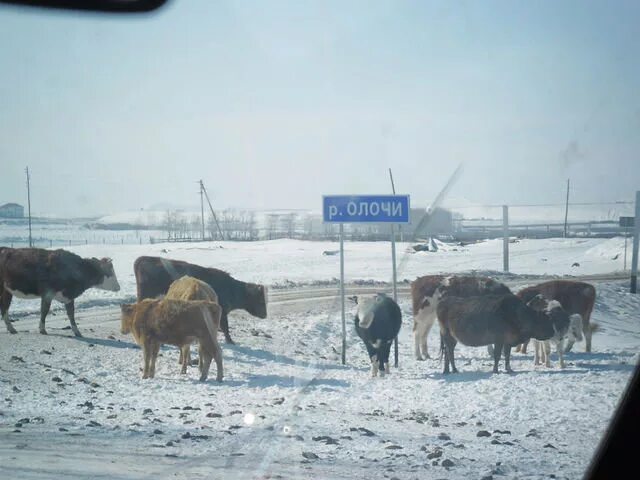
[
  {"left": 620, "top": 216, "right": 635, "bottom": 228},
  {"left": 323, "top": 195, "right": 410, "bottom": 223}
]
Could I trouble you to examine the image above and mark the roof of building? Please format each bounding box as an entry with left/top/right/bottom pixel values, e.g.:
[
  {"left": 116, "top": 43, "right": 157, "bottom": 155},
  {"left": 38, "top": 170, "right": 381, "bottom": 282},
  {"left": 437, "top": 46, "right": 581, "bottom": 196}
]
[{"left": 0, "top": 203, "right": 23, "bottom": 209}]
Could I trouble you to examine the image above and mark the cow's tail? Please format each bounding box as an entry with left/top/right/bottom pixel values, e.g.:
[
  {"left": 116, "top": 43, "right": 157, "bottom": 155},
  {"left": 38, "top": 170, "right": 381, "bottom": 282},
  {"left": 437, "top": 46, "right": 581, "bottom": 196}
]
[{"left": 200, "top": 303, "right": 219, "bottom": 348}]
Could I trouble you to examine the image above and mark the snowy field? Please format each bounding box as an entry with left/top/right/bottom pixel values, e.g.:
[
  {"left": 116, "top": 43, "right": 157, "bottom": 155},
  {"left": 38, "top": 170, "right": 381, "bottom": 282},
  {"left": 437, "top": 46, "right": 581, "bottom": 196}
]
[{"left": 1, "top": 237, "right": 639, "bottom": 479}]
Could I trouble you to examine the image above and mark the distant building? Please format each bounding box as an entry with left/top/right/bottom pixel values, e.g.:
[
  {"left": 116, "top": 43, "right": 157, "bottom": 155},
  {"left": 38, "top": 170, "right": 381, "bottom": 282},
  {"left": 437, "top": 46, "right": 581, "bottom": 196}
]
[{"left": 0, "top": 203, "right": 24, "bottom": 218}]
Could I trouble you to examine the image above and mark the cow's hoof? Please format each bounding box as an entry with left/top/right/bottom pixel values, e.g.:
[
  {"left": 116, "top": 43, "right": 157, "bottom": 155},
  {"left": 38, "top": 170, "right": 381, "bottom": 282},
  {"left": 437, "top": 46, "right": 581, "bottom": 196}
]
[
  {"left": 225, "top": 338, "right": 235, "bottom": 345},
  {"left": 39, "top": 329, "right": 48, "bottom": 335},
  {"left": 415, "top": 356, "right": 425, "bottom": 361},
  {"left": 73, "top": 331, "right": 83, "bottom": 338},
  {"left": 7, "top": 326, "right": 18, "bottom": 334}
]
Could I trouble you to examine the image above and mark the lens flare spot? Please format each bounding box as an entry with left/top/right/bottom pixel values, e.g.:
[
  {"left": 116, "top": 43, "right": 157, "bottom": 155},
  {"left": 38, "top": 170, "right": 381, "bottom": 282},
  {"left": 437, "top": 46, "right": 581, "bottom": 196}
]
[{"left": 244, "top": 413, "right": 255, "bottom": 425}]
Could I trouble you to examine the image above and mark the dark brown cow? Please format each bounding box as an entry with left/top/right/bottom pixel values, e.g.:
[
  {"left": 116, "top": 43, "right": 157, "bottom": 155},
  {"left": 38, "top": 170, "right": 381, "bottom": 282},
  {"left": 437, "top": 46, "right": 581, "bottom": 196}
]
[
  {"left": 0, "top": 247, "right": 120, "bottom": 336},
  {"left": 411, "top": 275, "right": 511, "bottom": 360},
  {"left": 133, "top": 256, "right": 267, "bottom": 344},
  {"left": 437, "top": 294, "right": 563, "bottom": 374},
  {"left": 515, "top": 280, "right": 597, "bottom": 353}
]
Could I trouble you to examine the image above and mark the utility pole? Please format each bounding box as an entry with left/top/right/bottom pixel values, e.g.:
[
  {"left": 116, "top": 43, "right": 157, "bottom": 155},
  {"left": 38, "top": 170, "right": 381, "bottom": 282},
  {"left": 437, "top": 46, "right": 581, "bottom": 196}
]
[
  {"left": 25, "top": 167, "right": 32, "bottom": 248},
  {"left": 563, "top": 178, "right": 570, "bottom": 238},
  {"left": 388, "top": 168, "right": 399, "bottom": 368},
  {"left": 199, "top": 180, "right": 206, "bottom": 240},
  {"left": 200, "top": 181, "right": 225, "bottom": 241}
]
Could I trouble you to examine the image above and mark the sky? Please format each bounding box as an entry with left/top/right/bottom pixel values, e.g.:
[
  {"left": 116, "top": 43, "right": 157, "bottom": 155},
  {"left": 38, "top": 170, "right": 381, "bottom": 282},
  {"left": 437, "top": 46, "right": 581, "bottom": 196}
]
[{"left": 0, "top": 0, "right": 639, "bottom": 217}]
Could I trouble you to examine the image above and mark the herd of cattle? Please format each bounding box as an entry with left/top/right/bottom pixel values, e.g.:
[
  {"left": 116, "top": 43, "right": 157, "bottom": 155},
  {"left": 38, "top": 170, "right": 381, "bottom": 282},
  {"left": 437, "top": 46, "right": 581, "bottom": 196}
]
[{"left": 0, "top": 246, "right": 598, "bottom": 381}]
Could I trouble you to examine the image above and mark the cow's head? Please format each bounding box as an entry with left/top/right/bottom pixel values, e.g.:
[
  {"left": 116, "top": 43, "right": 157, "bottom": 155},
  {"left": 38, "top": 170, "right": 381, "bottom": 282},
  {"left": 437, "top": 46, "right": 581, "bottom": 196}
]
[
  {"left": 120, "top": 303, "right": 136, "bottom": 335},
  {"left": 245, "top": 283, "right": 267, "bottom": 319},
  {"left": 96, "top": 258, "right": 120, "bottom": 292}
]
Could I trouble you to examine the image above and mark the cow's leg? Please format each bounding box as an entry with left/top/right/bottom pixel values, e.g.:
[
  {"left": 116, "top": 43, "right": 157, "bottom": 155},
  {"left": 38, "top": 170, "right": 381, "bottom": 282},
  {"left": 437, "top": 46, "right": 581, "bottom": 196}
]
[
  {"left": 220, "top": 312, "right": 234, "bottom": 344},
  {"left": 212, "top": 341, "right": 223, "bottom": 382},
  {"left": 533, "top": 340, "right": 541, "bottom": 365},
  {"left": 64, "top": 300, "right": 82, "bottom": 337},
  {"left": 1, "top": 289, "right": 16, "bottom": 334},
  {"left": 492, "top": 342, "right": 503, "bottom": 373},
  {"left": 556, "top": 339, "right": 565, "bottom": 369},
  {"left": 39, "top": 297, "right": 52, "bottom": 335},
  {"left": 382, "top": 341, "right": 392, "bottom": 375},
  {"left": 198, "top": 341, "right": 213, "bottom": 382},
  {"left": 413, "top": 308, "right": 435, "bottom": 360},
  {"left": 585, "top": 324, "right": 593, "bottom": 353},
  {"left": 443, "top": 333, "right": 458, "bottom": 374},
  {"left": 503, "top": 344, "right": 513, "bottom": 373},
  {"left": 414, "top": 330, "right": 423, "bottom": 361},
  {"left": 180, "top": 345, "right": 190, "bottom": 374},
  {"left": 520, "top": 339, "right": 530, "bottom": 354},
  {"left": 142, "top": 341, "right": 152, "bottom": 379},
  {"left": 149, "top": 341, "right": 160, "bottom": 378},
  {"left": 543, "top": 341, "right": 552, "bottom": 368}
]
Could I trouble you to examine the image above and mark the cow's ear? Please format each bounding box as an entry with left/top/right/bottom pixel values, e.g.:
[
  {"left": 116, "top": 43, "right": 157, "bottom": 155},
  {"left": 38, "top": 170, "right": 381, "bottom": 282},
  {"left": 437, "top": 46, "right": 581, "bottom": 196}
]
[{"left": 348, "top": 296, "right": 358, "bottom": 305}]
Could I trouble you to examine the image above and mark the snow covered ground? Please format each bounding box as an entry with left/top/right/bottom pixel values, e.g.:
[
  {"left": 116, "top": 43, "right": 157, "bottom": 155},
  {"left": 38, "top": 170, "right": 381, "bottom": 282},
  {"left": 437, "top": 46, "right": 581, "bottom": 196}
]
[
  {"left": 1, "top": 279, "right": 639, "bottom": 480},
  {"left": 1, "top": 237, "right": 638, "bottom": 479}
]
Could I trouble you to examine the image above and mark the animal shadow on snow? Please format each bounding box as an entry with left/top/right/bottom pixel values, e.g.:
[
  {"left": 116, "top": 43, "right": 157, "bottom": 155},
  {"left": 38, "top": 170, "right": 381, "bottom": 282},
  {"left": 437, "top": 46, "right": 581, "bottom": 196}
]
[
  {"left": 63, "top": 334, "right": 140, "bottom": 350},
  {"left": 244, "top": 374, "right": 349, "bottom": 389},
  {"left": 227, "top": 344, "right": 349, "bottom": 371}
]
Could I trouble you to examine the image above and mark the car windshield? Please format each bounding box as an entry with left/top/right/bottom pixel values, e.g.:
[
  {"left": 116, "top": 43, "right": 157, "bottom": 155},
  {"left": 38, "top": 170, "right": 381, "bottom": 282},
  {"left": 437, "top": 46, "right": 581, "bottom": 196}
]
[{"left": 1, "top": 1, "right": 639, "bottom": 479}]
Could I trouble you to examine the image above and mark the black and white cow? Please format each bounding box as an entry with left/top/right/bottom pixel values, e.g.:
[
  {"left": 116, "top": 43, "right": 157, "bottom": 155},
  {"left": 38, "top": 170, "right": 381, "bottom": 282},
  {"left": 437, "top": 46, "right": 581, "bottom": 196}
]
[
  {"left": 352, "top": 293, "right": 402, "bottom": 377},
  {"left": 0, "top": 247, "right": 120, "bottom": 336}
]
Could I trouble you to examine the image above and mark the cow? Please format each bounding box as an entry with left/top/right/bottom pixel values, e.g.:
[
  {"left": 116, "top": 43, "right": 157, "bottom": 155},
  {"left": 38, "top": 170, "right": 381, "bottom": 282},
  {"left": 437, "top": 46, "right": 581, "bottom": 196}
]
[
  {"left": 164, "top": 275, "right": 219, "bottom": 373},
  {"left": 533, "top": 313, "right": 583, "bottom": 368},
  {"left": 352, "top": 293, "right": 402, "bottom": 377},
  {"left": 0, "top": 247, "right": 120, "bottom": 336},
  {"left": 411, "top": 275, "right": 511, "bottom": 360},
  {"left": 515, "top": 280, "right": 597, "bottom": 353},
  {"left": 120, "top": 298, "right": 223, "bottom": 382},
  {"left": 133, "top": 256, "right": 267, "bottom": 344},
  {"left": 437, "top": 293, "right": 565, "bottom": 374}
]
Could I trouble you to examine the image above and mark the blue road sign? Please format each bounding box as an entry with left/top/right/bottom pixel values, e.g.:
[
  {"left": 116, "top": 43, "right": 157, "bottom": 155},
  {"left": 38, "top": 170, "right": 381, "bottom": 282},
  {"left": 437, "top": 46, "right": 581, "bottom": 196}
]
[{"left": 323, "top": 195, "right": 410, "bottom": 223}]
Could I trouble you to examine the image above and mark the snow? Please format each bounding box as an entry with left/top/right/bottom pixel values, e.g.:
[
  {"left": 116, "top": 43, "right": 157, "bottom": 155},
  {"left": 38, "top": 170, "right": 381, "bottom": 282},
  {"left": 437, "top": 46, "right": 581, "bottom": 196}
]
[
  {"left": 1, "top": 236, "right": 639, "bottom": 479},
  {"left": 1, "top": 278, "right": 639, "bottom": 479}
]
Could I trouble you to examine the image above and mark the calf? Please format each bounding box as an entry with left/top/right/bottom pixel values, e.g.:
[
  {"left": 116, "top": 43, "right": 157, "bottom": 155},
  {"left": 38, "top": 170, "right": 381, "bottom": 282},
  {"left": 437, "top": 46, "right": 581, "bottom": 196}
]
[
  {"left": 352, "top": 293, "right": 402, "bottom": 377},
  {"left": 164, "top": 275, "right": 219, "bottom": 373},
  {"left": 0, "top": 247, "right": 120, "bottom": 336},
  {"left": 120, "top": 299, "right": 223, "bottom": 382},
  {"left": 134, "top": 256, "right": 267, "bottom": 344},
  {"left": 515, "top": 280, "right": 597, "bottom": 353},
  {"left": 411, "top": 275, "right": 511, "bottom": 360},
  {"left": 533, "top": 312, "right": 584, "bottom": 368},
  {"left": 437, "top": 294, "right": 564, "bottom": 374}
]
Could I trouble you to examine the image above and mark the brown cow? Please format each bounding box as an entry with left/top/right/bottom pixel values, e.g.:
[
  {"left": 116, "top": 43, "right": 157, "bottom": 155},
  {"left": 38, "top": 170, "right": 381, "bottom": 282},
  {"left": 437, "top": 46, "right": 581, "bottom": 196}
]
[
  {"left": 411, "top": 275, "right": 511, "bottom": 360},
  {"left": 437, "top": 293, "right": 563, "bottom": 374},
  {"left": 515, "top": 280, "right": 597, "bottom": 353},
  {"left": 120, "top": 299, "right": 223, "bottom": 382},
  {"left": 1, "top": 247, "right": 120, "bottom": 336},
  {"left": 134, "top": 256, "right": 267, "bottom": 344},
  {"left": 165, "top": 275, "right": 219, "bottom": 373}
]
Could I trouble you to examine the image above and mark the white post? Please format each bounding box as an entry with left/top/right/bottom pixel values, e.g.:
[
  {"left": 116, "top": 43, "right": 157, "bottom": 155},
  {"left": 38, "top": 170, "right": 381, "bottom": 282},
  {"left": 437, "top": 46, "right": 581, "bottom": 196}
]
[
  {"left": 624, "top": 228, "right": 628, "bottom": 271},
  {"left": 503, "top": 205, "right": 509, "bottom": 273},
  {"left": 391, "top": 224, "right": 398, "bottom": 367},
  {"left": 631, "top": 191, "right": 640, "bottom": 294},
  {"left": 340, "top": 223, "right": 346, "bottom": 363}
]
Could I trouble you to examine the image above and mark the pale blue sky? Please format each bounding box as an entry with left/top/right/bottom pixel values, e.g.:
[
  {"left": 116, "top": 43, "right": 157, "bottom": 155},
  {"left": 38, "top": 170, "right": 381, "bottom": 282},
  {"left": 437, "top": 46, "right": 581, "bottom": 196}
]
[{"left": 0, "top": 0, "right": 638, "bottom": 216}]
